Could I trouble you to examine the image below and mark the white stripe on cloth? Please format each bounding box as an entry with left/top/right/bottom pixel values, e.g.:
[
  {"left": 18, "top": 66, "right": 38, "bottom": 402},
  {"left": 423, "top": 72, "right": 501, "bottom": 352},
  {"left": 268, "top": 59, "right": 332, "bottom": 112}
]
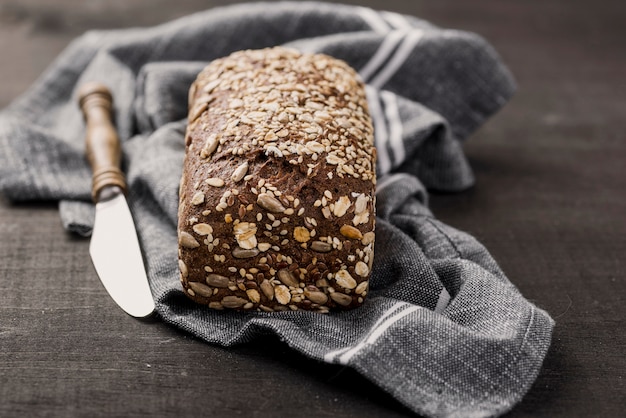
[
  {"left": 435, "top": 288, "right": 451, "bottom": 313},
  {"left": 381, "top": 90, "right": 405, "bottom": 167},
  {"left": 374, "top": 172, "right": 405, "bottom": 195},
  {"left": 359, "top": 30, "right": 408, "bottom": 82},
  {"left": 355, "top": 6, "right": 390, "bottom": 35},
  {"left": 324, "top": 302, "right": 419, "bottom": 365},
  {"left": 323, "top": 301, "right": 409, "bottom": 363},
  {"left": 381, "top": 11, "right": 413, "bottom": 30},
  {"left": 365, "top": 85, "right": 391, "bottom": 174},
  {"left": 369, "top": 29, "right": 424, "bottom": 89}
]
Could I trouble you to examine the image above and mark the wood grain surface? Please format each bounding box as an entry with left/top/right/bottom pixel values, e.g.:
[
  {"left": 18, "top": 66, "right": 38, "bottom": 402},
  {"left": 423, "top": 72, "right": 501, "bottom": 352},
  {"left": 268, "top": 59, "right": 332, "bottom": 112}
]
[{"left": 1, "top": 1, "right": 624, "bottom": 417}]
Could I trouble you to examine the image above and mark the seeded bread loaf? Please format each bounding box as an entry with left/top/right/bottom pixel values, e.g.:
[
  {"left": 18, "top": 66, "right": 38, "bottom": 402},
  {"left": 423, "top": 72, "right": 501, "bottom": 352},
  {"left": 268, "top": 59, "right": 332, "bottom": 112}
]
[{"left": 177, "top": 47, "right": 376, "bottom": 312}]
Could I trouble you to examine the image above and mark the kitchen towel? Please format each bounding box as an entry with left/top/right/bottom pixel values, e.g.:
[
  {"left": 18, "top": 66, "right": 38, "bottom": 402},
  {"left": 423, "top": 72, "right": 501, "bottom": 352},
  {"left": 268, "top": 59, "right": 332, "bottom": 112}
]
[{"left": 0, "top": 2, "right": 554, "bottom": 417}]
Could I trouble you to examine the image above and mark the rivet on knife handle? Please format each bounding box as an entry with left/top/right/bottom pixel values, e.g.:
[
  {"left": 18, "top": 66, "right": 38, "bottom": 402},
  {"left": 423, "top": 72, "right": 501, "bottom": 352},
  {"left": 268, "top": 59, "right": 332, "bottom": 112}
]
[{"left": 78, "top": 82, "right": 126, "bottom": 202}]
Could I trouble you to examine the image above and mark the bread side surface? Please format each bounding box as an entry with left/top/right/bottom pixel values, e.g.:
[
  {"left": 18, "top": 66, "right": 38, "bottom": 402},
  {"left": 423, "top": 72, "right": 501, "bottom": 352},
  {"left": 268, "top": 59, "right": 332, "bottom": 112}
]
[{"left": 178, "top": 47, "right": 376, "bottom": 312}]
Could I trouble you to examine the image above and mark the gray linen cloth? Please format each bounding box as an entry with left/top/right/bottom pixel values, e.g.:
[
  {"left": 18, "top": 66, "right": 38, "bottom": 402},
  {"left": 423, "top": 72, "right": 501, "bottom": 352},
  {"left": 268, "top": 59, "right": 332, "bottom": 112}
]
[{"left": 0, "top": 2, "right": 554, "bottom": 417}]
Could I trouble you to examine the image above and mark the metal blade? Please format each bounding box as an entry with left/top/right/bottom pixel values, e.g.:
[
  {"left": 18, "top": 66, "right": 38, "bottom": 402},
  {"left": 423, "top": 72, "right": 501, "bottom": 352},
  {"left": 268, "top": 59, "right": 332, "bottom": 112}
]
[{"left": 90, "top": 193, "right": 155, "bottom": 318}]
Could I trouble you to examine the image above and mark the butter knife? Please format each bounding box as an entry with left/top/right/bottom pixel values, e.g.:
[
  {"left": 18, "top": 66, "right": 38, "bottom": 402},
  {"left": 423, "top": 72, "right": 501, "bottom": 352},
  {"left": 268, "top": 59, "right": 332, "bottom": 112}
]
[{"left": 78, "top": 82, "right": 155, "bottom": 318}]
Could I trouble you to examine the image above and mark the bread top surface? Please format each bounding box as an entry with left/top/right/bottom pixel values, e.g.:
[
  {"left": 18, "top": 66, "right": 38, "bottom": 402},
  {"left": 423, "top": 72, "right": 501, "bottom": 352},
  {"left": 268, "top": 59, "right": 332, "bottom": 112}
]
[{"left": 178, "top": 47, "right": 376, "bottom": 311}]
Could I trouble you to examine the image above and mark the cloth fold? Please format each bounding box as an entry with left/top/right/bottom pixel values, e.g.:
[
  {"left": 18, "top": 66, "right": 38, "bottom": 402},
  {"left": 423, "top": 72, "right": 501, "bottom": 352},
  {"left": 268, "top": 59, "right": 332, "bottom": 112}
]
[{"left": 0, "top": 2, "right": 553, "bottom": 417}]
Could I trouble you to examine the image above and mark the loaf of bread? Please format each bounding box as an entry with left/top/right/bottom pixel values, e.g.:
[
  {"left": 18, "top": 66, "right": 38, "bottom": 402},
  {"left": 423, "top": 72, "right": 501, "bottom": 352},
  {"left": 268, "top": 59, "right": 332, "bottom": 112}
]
[{"left": 177, "top": 47, "right": 376, "bottom": 312}]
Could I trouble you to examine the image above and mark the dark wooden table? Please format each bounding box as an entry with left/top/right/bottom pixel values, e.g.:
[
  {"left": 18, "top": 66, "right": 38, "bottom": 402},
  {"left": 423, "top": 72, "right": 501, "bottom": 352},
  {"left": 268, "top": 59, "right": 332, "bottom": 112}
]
[{"left": 1, "top": 1, "right": 624, "bottom": 416}]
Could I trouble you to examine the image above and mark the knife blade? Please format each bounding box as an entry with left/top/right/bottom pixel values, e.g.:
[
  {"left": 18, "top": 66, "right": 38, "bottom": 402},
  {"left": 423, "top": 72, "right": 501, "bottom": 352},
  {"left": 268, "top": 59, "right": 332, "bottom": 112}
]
[{"left": 78, "top": 82, "right": 155, "bottom": 318}]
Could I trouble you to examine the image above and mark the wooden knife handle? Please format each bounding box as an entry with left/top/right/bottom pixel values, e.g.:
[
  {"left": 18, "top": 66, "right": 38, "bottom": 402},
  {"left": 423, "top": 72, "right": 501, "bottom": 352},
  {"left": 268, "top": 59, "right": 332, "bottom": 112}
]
[{"left": 78, "top": 82, "right": 127, "bottom": 202}]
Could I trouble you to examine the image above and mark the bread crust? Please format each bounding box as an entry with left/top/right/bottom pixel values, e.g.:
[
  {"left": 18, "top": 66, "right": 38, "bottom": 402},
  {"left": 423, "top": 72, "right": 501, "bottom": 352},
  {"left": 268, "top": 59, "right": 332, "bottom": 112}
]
[{"left": 178, "top": 47, "right": 376, "bottom": 312}]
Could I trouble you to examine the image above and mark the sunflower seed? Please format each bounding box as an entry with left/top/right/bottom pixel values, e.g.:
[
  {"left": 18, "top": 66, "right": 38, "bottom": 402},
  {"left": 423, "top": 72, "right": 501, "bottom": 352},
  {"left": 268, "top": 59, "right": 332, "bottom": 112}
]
[
  {"left": 201, "top": 78, "right": 221, "bottom": 94},
  {"left": 305, "top": 141, "right": 325, "bottom": 154},
  {"left": 178, "top": 259, "right": 188, "bottom": 278},
  {"left": 304, "top": 290, "right": 328, "bottom": 305},
  {"left": 257, "top": 193, "right": 286, "bottom": 213},
  {"left": 232, "top": 246, "right": 260, "bottom": 259},
  {"left": 310, "top": 241, "right": 332, "bottom": 253},
  {"left": 208, "top": 301, "right": 224, "bottom": 310},
  {"left": 326, "top": 154, "right": 342, "bottom": 165},
  {"left": 189, "top": 102, "right": 208, "bottom": 123},
  {"left": 276, "top": 128, "right": 289, "bottom": 138},
  {"left": 277, "top": 269, "right": 299, "bottom": 287},
  {"left": 206, "top": 274, "right": 230, "bottom": 288},
  {"left": 265, "top": 131, "right": 278, "bottom": 142},
  {"left": 316, "top": 278, "right": 330, "bottom": 288},
  {"left": 247, "top": 111, "right": 267, "bottom": 120},
  {"left": 188, "top": 281, "right": 212, "bottom": 298},
  {"left": 188, "top": 81, "right": 198, "bottom": 106},
  {"left": 200, "top": 134, "right": 219, "bottom": 158},
  {"left": 221, "top": 296, "right": 248, "bottom": 309},
  {"left": 205, "top": 177, "right": 225, "bottom": 187},
  {"left": 179, "top": 231, "right": 200, "bottom": 249},
  {"left": 330, "top": 292, "right": 352, "bottom": 306},
  {"left": 231, "top": 162, "right": 249, "bottom": 183},
  {"left": 260, "top": 279, "right": 274, "bottom": 301},
  {"left": 355, "top": 281, "right": 369, "bottom": 295},
  {"left": 229, "top": 98, "right": 244, "bottom": 109},
  {"left": 277, "top": 112, "right": 289, "bottom": 123}
]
